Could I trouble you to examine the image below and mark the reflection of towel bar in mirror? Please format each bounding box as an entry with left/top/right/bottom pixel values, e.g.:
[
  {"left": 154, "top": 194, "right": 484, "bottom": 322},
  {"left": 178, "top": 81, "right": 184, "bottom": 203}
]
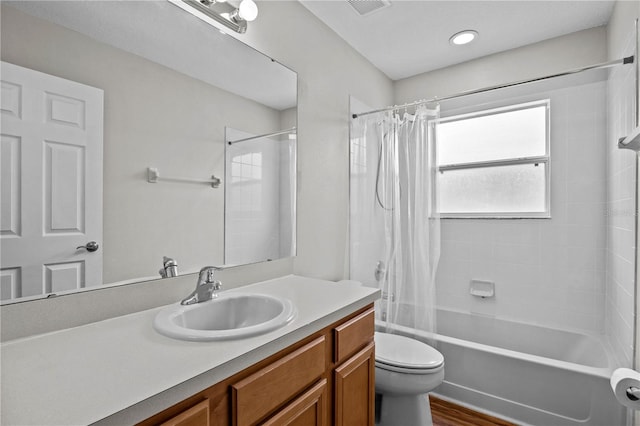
[
  {"left": 227, "top": 127, "right": 296, "bottom": 145},
  {"left": 147, "top": 167, "right": 221, "bottom": 188}
]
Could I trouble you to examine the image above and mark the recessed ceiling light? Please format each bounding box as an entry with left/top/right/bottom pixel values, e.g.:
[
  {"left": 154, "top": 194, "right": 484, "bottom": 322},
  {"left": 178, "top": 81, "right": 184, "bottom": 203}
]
[{"left": 450, "top": 30, "right": 478, "bottom": 46}]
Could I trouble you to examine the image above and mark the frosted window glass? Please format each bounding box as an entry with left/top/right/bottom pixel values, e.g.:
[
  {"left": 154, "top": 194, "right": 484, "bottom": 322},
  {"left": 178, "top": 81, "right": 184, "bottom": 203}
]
[
  {"left": 439, "top": 163, "right": 546, "bottom": 214},
  {"left": 438, "top": 104, "right": 547, "bottom": 165}
]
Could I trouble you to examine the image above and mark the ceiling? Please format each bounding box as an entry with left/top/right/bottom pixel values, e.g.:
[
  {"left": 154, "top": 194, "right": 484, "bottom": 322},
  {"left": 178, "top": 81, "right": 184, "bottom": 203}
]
[{"left": 299, "top": 0, "right": 616, "bottom": 81}]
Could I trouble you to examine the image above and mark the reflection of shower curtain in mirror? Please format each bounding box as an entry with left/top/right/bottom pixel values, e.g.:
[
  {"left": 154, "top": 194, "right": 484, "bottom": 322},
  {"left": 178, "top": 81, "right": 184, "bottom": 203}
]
[
  {"left": 350, "top": 104, "right": 440, "bottom": 341},
  {"left": 224, "top": 127, "right": 296, "bottom": 266}
]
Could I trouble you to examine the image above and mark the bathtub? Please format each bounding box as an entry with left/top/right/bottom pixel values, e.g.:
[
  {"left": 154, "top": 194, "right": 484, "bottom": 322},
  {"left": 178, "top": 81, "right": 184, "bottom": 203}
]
[{"left": 381, "top": 309, "right": 625, "bottom": 426}]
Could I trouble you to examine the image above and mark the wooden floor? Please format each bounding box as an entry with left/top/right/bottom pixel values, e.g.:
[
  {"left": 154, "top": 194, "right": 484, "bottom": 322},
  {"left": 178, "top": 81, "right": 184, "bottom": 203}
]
[{"left": 430, "top": 396, "right": 519, "bottom": 426}]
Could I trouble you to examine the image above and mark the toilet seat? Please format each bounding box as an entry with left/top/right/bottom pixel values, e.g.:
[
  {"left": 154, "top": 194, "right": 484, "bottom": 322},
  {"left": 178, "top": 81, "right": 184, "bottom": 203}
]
[{"left": 375, "top": 332, "right": 444, "bottom": 374}]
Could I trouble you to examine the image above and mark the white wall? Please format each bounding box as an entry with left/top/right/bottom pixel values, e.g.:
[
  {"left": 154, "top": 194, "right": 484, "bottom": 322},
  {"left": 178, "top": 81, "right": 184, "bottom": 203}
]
[
  {"left": 606, "top": 0, "right": 640, "bottom": 371},
  {"left": 393, "top": 28, "right": 611, "bottom": 333}
]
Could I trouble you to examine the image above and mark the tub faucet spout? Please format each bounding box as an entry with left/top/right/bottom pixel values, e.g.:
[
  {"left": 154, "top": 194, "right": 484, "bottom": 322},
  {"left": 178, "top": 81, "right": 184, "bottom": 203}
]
[{"left": 180, "top": 266, "right": 222, "bottom": 305}]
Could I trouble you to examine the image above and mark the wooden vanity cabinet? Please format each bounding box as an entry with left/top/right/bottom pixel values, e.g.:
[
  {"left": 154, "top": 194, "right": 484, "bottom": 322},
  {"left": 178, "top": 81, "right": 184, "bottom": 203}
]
[{"left": 138, "top": 304, "right": 374, "bottom": 426}]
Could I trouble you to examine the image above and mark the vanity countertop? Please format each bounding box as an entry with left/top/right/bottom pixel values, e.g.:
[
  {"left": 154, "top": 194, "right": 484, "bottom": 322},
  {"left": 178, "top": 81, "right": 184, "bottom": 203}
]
[{"left": 1, "top": 275, "right": 379, "bottom": 426}]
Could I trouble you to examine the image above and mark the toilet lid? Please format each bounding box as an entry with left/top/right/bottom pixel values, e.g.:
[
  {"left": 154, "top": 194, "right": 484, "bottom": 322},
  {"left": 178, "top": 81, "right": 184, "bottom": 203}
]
[{"left": 375, "top": 332, "right": 444, "bottom": 370}]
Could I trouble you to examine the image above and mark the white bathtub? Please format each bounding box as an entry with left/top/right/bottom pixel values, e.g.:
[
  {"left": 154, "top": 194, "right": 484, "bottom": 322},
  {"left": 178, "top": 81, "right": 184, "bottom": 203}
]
[{"left": 382, "top": 309, "right": 625, "bottom": 426}]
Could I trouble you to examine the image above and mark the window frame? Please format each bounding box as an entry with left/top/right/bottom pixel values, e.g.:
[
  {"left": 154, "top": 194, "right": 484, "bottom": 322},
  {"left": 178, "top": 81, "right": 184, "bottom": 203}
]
[{"left": 436, "top": 99, "right": 551, "bottom": 219}]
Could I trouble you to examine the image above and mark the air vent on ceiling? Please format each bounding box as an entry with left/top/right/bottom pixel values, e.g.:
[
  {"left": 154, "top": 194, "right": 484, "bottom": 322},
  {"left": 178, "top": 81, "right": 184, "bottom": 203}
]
[{"left": 347, "top": 0, "right": 391, "bottom": 17}]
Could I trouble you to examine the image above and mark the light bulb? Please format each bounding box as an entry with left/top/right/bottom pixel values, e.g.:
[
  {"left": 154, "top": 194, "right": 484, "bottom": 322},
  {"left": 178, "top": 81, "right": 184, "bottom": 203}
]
[{"left": 238, "top": 0, "right": 258, "bottom": 21}]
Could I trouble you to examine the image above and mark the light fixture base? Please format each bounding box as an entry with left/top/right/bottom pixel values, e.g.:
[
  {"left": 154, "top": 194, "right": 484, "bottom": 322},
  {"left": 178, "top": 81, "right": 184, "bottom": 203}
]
[{"left": 179, "top": 0, "right": 249, "bottom": 33}]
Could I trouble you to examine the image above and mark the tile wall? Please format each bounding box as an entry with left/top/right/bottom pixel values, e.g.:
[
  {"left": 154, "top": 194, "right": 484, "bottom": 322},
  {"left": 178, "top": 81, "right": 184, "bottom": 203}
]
[
  {"left": 225, "top": 128, "right": 295, "bottom": 265},
  {"left": 437, "top": 79, "right": 608, "bottom": 333},
  {"left": 605, "top": 30, "right": 637, "bottom": 368}
]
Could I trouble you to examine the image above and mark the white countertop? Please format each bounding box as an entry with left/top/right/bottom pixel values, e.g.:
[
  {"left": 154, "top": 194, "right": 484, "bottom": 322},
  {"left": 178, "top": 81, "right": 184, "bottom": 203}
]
[{"left": 1, "top": 275, "right": 379, "bottom": 426}]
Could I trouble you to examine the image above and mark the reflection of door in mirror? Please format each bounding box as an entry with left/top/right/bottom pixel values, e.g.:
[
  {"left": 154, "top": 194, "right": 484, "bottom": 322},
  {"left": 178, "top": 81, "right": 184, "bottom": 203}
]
[
  {"left": 0, "top": 61, "right": 104, "bottom": 301},
  {"left": 225, "top": 127, "right": 296, "bottom": 265}
]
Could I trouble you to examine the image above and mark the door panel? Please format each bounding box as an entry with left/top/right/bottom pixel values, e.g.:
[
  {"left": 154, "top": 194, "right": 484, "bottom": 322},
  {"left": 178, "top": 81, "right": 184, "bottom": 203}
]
[
  {"left": 44, "top": 261, "right": 85, "bottom": 293},
  {"left": 0, "top": 268, "right": 20, "bottom": 300},
  {"left": 0, "top": 134, "right": 21, "bottom": 237},
  {"left": 0, "top": 61, "right": 103, "bottom": 301},
  {"left": 44, "top": 141, "right": 84, "bottom": 233}
]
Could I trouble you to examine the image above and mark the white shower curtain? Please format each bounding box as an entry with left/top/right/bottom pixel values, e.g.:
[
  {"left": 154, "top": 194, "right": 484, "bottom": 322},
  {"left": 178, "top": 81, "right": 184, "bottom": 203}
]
[{"left": 350, "top": 104, "right": 440, "bottom": 340}]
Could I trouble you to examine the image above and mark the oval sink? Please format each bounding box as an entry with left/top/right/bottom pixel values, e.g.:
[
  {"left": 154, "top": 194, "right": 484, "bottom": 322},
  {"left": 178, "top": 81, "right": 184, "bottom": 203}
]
[{"left": 153, "top": 293, "right": 296, "bottom": 341}]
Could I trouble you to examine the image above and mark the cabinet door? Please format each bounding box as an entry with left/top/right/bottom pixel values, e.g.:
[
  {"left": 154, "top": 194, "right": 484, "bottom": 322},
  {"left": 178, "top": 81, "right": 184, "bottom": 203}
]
[
  {"left": 232, "top": 337, "right": 326, "bottom": 426},
  {"left": 262, "top": 379, "right": 327, "bottom": 426},
  {"left": 160, "top": 399, "right": 209, "bottom": 426},
  {"left": 334, "top": 342, "right": 375, "bottom": 426}
]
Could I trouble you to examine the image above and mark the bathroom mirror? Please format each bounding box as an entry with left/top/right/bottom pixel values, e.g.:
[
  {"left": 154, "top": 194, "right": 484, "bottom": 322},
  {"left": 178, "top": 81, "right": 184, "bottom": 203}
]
[{"left": 0, "top": 1, "right": 297, "bottom": 303}]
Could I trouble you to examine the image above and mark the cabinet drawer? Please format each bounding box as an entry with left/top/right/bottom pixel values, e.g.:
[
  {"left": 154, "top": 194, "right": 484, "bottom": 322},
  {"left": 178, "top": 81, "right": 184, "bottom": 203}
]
[
  {"left": 232, "top": 336, "right": 326, "bottom": 426},
  {"left": 262, "top": 379, "right": 327, "bottom": 426},
  {"left": 333, "top": 307, "right": 374, "bottom": 364},
  {"left": 159, "top": 399, "right": 209, "bottom": 426}
]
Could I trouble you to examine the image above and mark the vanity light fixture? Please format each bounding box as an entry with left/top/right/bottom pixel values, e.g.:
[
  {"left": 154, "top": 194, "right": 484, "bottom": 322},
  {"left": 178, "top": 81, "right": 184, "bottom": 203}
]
[
  {"left": 171, "top": 0, "right": 258, "bottom": 34},
  {"left": 449, "top": 30, "right": 478, "bottom": 46},
  {"left": 235, "top": 0, "right": 258, "bottom": 22}
]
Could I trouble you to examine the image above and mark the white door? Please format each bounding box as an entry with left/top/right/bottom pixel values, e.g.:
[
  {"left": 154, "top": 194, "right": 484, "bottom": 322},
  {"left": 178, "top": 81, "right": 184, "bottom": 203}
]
[{"left": 0, "top": 61, "right": 104, "bottom": 301}]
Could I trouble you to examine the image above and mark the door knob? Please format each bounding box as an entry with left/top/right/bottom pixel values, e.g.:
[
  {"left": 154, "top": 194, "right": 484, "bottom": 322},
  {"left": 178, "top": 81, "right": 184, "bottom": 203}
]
[{"left": 77, "top": 241, "right": 99, "bottom": 252}]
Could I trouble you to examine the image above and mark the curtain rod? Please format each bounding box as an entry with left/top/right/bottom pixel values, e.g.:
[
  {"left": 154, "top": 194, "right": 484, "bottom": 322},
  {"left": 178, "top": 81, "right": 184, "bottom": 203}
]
[
  {"left": 352, "top": 56, "right": 634, "bottom": 119},
  {"left": 227, "top": 127, "right": 296, "bottom": 145}
]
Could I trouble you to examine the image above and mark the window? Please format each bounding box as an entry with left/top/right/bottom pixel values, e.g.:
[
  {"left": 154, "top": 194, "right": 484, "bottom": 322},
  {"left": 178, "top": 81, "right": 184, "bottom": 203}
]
[{"left": 437, "top": 100, "right": 550, "bottom": 218}]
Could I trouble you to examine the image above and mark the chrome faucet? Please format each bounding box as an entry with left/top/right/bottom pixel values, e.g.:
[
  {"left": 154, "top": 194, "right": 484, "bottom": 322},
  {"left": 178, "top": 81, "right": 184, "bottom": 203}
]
[
  {"left": 180, "top": 266, "right": 222, "bottom": 305},
  {"left": 159, "top": 256, "right": 178, "bottom": 278}
]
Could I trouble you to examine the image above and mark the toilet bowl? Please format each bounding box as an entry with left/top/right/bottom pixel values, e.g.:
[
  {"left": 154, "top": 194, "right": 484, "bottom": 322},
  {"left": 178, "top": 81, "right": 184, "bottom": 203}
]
[{"left": 375, "top": 331, "right": 444, "bottom": 426}]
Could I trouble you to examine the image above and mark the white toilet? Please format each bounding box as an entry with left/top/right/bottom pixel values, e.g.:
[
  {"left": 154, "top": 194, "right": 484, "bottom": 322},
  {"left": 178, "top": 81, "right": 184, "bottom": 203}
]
[{"left": 375, "top": 331, "right": 445, "bottom": 426}]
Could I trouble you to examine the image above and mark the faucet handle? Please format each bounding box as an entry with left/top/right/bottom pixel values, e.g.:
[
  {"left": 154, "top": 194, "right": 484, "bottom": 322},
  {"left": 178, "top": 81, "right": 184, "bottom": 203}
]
[
  {"left": 199, "top": 266, "right": 220, "bottom": 284},
  {"left": 182, "top": 267, "right": 222, "bottom": 305}
]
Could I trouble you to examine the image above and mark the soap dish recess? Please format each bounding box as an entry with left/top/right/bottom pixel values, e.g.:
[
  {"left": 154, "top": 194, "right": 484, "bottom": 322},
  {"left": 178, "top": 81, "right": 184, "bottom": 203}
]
[{"left": 470, "top": 280, "right": 495, "bottom": 298}]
